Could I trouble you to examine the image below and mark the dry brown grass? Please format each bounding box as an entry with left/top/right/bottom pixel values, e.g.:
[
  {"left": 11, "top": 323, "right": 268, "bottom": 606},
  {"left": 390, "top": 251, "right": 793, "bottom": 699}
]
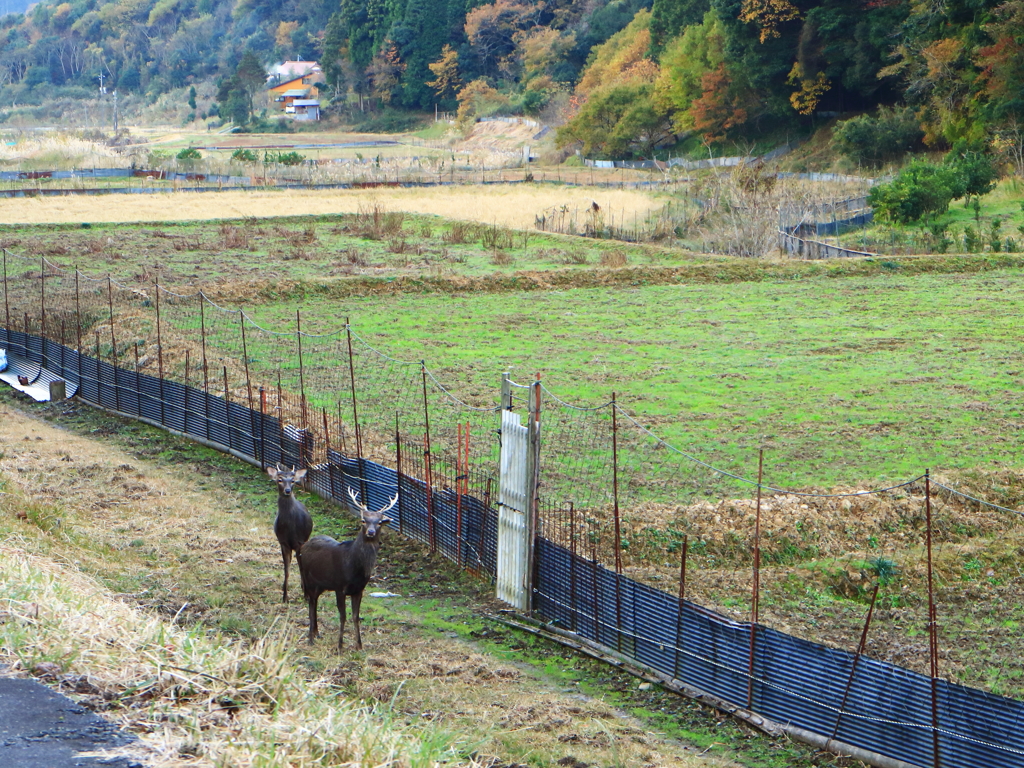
[{"left": 0, "top": 187, "right": 661, "bottom": 231}]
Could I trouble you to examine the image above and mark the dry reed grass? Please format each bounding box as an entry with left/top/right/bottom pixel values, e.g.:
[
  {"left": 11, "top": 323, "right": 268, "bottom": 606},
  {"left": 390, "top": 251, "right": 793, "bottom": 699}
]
[
  {"left": 0, "top": 545, "right": 466, "bottom": 767},
  {"left": 0, "top": 187, "right": 660, "bottom": 231}
]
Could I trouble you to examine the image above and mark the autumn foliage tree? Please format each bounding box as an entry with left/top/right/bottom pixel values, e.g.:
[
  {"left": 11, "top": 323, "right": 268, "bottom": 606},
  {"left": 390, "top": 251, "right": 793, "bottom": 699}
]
[{"left": 427, "top": 44, "right": 461, "bottom": 103}]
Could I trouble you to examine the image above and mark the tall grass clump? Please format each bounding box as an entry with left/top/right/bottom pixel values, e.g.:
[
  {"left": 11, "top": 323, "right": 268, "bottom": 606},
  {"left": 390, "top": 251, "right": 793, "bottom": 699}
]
[{"left": 0, "top": 543, "right": 467, "bottom": 767}]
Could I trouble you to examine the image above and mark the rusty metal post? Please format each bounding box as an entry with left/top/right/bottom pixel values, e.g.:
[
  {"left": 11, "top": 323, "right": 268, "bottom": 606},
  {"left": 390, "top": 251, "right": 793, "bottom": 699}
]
[
  {"left": 199, "top": 292, "right": 209, "bottom": 394},
  {"left": 296, "top": 309, "right": 307, "bottom": 437},
  {"left": 591, "top": 538, "right": 601, "bottom": 645},
  {"left": 39, "top": 257, "right": 45, "bottom": 343},
  {"left": 456, "top": 422, "right": 464, "bottom": 566},
  {"left": 259, "top": 386, "right": 267, "bottom": 470},
  {"left": 674, "top": 535, "right": 689, "bottom": 679},
  {"left": 183, "top": 348, "right": 191, "bottom": 434},
  {"left": 345, "top": 319, "right": 365, "bottom": 498},
  {"left": 395, "top": 412, "right": 405, "bottom": 536},
  {"left": 747, "top": 449, "right": 764, "bottom": 709},
  {"left": 277, "top": 368, "right": 285, "bottom": 467},
  {"left": 926, "top": 469, "right": 941, "bottom": 768},
  {"left": 569, "top": 502, "right": 577, "bottom": 632},
  {"left": 829, "top": 583, "right": 880, "bottom": 746},
  {"left": 323, "top": 407, "right": 337, "bottom": 499},
  {"left": 525, "top": 374, "right": 542, "bottom": 616},
  {"left": 240, "top": 311, "right": 252, "bottom": 409},
  {"left": 154, "top": 282, "right": 165, "bottom": 427},
  {"left": 480, "top": 477, "right": 492, "bottom": 570},
  {"left": 107, "top": 277, "right": 120, "bottom": 412},
  {"left": 75, "top": 270, "right": 82, "bottom": 355},
  {"left": 3, "top": 248, "right": 9, "bottom": 330},
  {"left": 611, "top": 393, "right": 623, "bottom": 651},
  {"left": 421, "top": 364, "right": 436, "bottom": 554},
  {"left": 611, "top": 394, "right": 622, "bottom": 575},
  {"left": 338, "top": 401, "right": 348, "bottom": 456},
  {"left": 240, "top": 310, "right": 256, "bottom": 462}
]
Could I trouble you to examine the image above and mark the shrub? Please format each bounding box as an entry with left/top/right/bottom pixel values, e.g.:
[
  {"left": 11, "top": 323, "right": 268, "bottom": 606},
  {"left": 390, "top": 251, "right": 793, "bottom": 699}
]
[
  {"left": 833, "top": 107, "right": 923, "bottom": 166},
  {"left": 270, "top": 151, "right": 305, "bottom": 166},
  {"left": 231, "top": 148, "right": 259, "bottom": 163},
  {"left": 176, "top": 147, "right": 202, "bottom": 161},
  {"left": 944, "top": 141, "right": 998, "bottom": 200},
  {"left": 868, "top": 159, "right": 960, "bottom": 223}
]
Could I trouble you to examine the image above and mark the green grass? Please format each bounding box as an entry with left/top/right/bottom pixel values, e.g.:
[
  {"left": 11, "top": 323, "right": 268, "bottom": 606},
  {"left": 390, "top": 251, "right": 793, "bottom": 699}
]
[{"left": 215, "top": 268, "right": 1024, "bottom": 490}]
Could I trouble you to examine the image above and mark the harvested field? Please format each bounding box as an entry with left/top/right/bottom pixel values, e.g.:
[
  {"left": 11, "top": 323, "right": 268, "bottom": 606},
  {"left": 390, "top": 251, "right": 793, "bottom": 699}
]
[{"left": 0, "top": 185, "right": 661, "bottom": 230}]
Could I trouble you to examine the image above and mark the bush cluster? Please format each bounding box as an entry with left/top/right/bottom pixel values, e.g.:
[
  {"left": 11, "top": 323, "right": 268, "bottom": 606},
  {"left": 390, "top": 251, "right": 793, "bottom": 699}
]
[
  {"left": 868, "top": 145, "right": 998, "bottom": 224},
  {"left": 833, "top": 108, "right": 924, "bottom": 166}
]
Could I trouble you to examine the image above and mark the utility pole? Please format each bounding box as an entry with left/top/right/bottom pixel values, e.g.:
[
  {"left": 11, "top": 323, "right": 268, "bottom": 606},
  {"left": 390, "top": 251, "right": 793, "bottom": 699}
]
[{"left": 112, "top": 89, "right": 118, "bottom": 137}]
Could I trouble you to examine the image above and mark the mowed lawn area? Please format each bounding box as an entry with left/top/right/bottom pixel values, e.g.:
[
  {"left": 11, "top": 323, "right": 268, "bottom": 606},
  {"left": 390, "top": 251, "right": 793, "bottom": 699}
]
[{"left": 236, "top": 268, "right": 1024, "bottom": 489}]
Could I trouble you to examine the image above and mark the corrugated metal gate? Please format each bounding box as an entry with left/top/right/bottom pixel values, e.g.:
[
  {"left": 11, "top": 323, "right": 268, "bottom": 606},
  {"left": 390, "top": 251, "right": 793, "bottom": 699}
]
[{"left": 497, "top": 408, "right": 530, "bottom": 611}]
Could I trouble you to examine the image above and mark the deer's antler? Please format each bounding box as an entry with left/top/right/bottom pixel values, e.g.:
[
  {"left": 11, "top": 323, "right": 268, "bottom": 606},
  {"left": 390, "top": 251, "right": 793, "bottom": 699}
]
[
  {"left": 377, "top": 494, "right": 399, "bottom": 515},
  {"left": 347, "top": 486, "right": 366, "bottom": 511}
]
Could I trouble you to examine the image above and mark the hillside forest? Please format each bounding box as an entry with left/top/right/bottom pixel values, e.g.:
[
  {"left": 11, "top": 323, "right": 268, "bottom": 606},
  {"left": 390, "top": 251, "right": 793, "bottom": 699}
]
[{"left": 1, "top": 0, "right": 1024, "bottom": 160}]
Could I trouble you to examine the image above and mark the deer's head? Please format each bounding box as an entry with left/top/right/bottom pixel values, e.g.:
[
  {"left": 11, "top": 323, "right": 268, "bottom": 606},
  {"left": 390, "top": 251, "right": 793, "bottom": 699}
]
[
  {"left": 347, "top": 487, "right": 397, "bottom": 541},
  {"left": 268, "top": 464, "right": 307, "bottom": 497}
]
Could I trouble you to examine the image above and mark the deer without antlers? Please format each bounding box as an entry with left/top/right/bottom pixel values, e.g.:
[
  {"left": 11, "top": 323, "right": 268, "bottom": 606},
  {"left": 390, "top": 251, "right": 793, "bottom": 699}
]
[
  {"left": 267, "top": 464, "right": 313, "bottom": 603},
  {"left": 299, "top": 487, "right": 396, "bottom": 651}
]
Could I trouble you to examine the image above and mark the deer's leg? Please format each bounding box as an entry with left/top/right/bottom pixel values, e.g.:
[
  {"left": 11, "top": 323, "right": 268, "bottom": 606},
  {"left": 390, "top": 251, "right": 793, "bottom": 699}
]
[
  {"left": 336, "top": 591, "right": 347, "bottom": 651},
  {"left": 281, "top": 544, "right": 292, "bottom": 603},
  {"left": 307, "top": 590, "right": 320, "bottom": 643},
  {"left": 351, "top": 591, "right": 363, "bottom": 651}
]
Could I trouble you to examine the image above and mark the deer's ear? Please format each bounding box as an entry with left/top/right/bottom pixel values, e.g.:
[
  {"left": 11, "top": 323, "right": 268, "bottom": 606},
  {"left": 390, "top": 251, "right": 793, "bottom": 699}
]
[
  {"left": 266, "top": 466, "right": 279, "bottom": 479},
  {"left": 381, "top": 516, "right": 393, "bottom": 526},
  {"left": 294, "top": 468, "right": 307, "bottom": 481}
]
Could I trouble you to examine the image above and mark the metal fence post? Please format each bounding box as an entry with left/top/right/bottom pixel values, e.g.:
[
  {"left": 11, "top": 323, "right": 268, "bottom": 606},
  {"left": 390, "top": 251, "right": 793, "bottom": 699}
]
[
  {"left": 525, "top": 374, "right": 541, "bottom": 615},
  {"left": 829, "top": 583, "right": 880, "bottom": 748},
  {"left": 345, "top": 319, "right": 365, "bottom": 499},
  {"left": 748, "top": 449, "right": 764, "bottom": 709},
  {"left": 258, "top": 386, "right": 267, "bottom": 470},
  {"left": 199, "top": 292, "right": 210, "bottom": 442},
  {"left": 611, "top": 393, "right": 623, "bottom": 651},
  {"left": 155, "top": 283, "right": 165, "bottom": 427},
  {"left": 926, "top": 469, "right": 941, "bottom": 768},
  {"left": 3, "top": 248, "right": 9, "bottom": 330},
  {"left": 674, "top": 535, "right": 688, "bottom": 680},
  {"left": 395, "top": 413, "right": 405, "bottom": 536},
  {"left": 39, "top": 257, "right": 45, "bottom": 346},
  {"left": 107, "top": 277, "right": 119, "bottom": 412},
  {"left": 421, "top": 364, "right": 436, "bottom": 554}
]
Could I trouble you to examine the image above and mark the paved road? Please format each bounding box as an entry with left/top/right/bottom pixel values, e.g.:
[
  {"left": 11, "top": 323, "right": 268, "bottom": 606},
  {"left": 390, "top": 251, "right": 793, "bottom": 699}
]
[{"left": 0, "top": 676, "right": 142, "bottom": 767}]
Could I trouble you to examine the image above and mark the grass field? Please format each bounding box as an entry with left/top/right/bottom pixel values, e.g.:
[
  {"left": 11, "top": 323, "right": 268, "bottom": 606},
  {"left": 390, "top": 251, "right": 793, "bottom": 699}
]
[{"left": 215, "top": 269, "right": 1024, "bottom": 490}]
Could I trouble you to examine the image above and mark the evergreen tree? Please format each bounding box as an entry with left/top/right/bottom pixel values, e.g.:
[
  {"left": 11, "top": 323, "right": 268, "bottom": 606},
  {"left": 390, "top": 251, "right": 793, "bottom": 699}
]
[{"left": 649, "top": 0, "right": 710, "bottom": 55}]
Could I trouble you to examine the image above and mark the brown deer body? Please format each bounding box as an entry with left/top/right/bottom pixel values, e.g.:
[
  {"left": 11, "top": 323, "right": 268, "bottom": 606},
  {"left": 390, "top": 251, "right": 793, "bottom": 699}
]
[
  {"left": 267, "top": 465, "right": 313, "bottom": 603},
  {"left": 299, "top": 488, "right": 395, "bottom": 650}
]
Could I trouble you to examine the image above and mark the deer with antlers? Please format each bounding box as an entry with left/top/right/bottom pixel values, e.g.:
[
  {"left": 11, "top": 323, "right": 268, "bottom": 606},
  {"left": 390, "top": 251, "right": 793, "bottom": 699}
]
[{"left": 299, "top": 487, "right": 396, "bottom": 651}]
